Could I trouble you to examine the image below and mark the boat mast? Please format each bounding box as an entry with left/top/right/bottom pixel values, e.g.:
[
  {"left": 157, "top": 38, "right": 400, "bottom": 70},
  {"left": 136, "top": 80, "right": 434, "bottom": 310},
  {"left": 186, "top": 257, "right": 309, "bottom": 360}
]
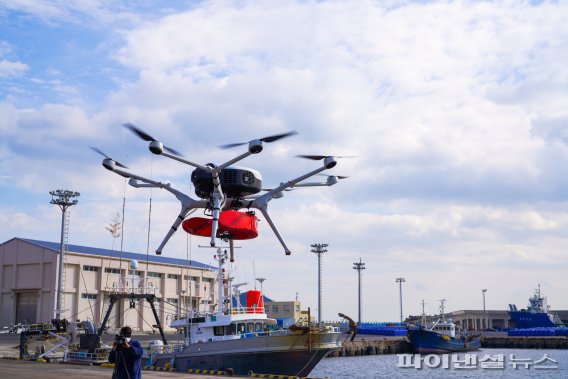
[
  {"left": 439, "top": 299, "right": 447, "bottom": 322},
  {"left": 420, "top": 299, "right": 426, "bottom": 325},
  {"left": 216, "top": 247, "right": 225, "bottom": 317}
]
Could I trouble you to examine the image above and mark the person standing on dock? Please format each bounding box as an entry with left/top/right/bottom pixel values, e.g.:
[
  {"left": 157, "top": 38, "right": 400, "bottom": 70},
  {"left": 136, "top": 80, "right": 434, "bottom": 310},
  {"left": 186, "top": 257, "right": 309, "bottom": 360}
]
[{"left": 108, "top": 326, "right": 144, "bottom": 379}]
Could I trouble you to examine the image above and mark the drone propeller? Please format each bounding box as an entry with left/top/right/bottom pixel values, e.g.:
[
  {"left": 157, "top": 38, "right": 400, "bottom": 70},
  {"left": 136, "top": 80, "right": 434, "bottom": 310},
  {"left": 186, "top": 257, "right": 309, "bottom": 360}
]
[
  {"left": 123, "top": 122, "right": 183, "bottom": 156},
  {"left": 89, "top": 146, "right": 128, "bottom": 168},
  {"left": 219, "top": 131, "right": 298, "bottom": 149},
  {"left": 296, "top": 154, "right": 356, "bottom": 160},
  {"left": 318, "top": 174, "right": 349, "bottom": 180}
]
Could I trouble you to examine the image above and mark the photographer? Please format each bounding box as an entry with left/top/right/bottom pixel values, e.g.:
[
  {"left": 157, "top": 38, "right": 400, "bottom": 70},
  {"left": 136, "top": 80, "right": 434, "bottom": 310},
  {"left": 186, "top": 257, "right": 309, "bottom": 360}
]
[{"left": 108, "top": 326, "right": 143, "bottom": 379}]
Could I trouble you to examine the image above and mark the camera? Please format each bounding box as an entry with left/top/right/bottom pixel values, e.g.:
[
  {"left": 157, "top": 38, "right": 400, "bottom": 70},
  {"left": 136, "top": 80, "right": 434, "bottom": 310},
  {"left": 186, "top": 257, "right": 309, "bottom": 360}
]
[{"left": 115, "top": 334, "right": 126, "bottom": 350}]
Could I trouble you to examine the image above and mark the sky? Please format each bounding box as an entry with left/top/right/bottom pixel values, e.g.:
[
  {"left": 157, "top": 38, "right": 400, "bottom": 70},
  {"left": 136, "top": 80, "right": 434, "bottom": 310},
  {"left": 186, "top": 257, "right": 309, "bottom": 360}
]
[{"left": 1, "top": 0, "right": 568, "bottom": 323}]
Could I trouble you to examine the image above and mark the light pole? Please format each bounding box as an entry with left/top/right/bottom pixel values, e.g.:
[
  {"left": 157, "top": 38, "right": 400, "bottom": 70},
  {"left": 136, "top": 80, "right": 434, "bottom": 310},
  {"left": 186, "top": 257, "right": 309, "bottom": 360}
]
[
  {"left": 482, "top": 289, "right": 487, "bottom": 330},
  {"left": 396, "top": 277, "right": 406, "bottom": 324},
  {"left": 353, "top": 258, "right": 365, "bottom": 325},
  {"left": 50, "top": 189, "right": 80, "bottom": 320},
  {"left": 311, "top": 243, "right": 328, "bottom": 325}
]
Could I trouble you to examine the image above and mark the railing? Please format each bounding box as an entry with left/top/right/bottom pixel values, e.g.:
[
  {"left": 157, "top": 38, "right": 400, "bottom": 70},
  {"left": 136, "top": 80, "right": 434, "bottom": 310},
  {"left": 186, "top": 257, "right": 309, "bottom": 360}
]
[
  {"left": 65, "top": 350, "right": 109, "bottom": 362},
  {"left": 225, "top": 306, "right": 266, "bottom": 315},
  {"left": 25, "top": 323, "right": 56, "bottom": 332},
  {"left": 103, "top": 277, "right": 158, "bottom": 294}
]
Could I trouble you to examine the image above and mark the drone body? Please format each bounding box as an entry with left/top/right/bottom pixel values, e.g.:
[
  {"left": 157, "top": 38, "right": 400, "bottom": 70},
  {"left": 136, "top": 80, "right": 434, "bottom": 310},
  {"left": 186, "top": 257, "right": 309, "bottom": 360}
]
[
  {"left": 92, "top": 124, "right": 347, "bottom": 257},
  {"left": 191, "top": 166, "right": 262, "bottom": 199}
]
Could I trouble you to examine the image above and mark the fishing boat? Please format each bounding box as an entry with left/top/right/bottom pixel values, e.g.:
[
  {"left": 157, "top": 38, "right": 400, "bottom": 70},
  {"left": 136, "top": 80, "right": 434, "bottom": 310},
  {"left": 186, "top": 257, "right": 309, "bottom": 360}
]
[
  {"left": 150, "top": 248, "right": 343, "bottom": 376},
  {"left": 407, "top": 300, "right": 481, "bottom": 354}
]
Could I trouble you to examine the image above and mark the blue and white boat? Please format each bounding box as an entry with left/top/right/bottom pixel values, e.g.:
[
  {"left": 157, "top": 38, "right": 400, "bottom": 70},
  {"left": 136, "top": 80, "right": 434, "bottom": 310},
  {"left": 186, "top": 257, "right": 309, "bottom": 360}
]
[
  {"left": 407, "top": 301, "right": 481, "bottom": 354},
  {"left": 150, "top": 248, "right": 343, "bottom": 376},
  {"left": 508, "top": 285, "right": 564, "bottom": 328}
]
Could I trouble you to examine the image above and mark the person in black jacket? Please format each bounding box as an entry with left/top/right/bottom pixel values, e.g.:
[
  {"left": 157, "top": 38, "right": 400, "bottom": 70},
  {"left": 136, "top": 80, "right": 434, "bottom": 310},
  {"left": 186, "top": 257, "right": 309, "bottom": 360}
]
[{"left": 108, "top": 326, "right": 144, "bottom": 379}]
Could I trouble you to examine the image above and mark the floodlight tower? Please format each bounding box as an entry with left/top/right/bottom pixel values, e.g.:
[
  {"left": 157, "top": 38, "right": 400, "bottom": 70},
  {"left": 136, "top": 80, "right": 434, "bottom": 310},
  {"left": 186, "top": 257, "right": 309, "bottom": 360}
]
[
  {"left": 311, "top": 243, "right": 328, "bottom": 325},
  {"left": 352, "top": 258, "right": 365, "bottom": 325},
  {"left": 395, "top": 277, "right": 406, "bottom": 324},
  {"left": 482, "top": 289, "right": 488, "bottom": 330},
  {"left": 50, "top": 189, "right": 80, "bottom": 320}
]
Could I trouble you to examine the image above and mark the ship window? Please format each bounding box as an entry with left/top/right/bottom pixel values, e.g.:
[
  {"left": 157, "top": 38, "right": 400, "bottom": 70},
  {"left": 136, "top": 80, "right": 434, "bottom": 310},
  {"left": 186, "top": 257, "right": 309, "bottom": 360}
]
[
  {"left": 255, "top": 323, "right": 263, "bottom": 332},
  {"left": 247, "top": 322, "right": 255, "bottom": 333},
  {"left": 237, "top": 323, "right": 246, "bottom": 334},
  {"left": 227, "top": 324, "right": 236, "bottom": 335},
  {"left": 214, "top": 326, "right": 224, "bottom": 336}
]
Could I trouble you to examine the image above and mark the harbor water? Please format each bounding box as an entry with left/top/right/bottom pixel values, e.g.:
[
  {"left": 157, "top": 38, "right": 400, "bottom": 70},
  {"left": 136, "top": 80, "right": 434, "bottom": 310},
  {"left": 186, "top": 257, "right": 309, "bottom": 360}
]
[{"left": 310, "top": 348, "right": 568, "bottom": 378}]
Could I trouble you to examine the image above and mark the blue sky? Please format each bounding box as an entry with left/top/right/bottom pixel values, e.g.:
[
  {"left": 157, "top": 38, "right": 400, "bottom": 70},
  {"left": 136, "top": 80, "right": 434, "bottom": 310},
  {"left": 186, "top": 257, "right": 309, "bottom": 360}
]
[{"left": 1, "top": 0, "right": 568, "bottom": 322}]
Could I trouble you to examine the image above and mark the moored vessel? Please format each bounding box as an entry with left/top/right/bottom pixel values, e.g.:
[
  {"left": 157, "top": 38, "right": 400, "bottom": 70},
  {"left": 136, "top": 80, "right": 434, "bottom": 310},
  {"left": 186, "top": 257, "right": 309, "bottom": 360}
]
[
  {"left": 508, "top": 285, "right": 564, "bottom": 328},
  {"left": 150, "top": 247, "right": 343, "bottom": 376},
  {"left": 407, "top": 300, "right": 481, "bottom": 354}
]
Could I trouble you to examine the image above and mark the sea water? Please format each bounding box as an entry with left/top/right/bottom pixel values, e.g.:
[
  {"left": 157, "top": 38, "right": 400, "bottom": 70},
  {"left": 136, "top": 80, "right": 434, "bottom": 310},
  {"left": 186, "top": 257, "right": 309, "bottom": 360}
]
[{"left": 309, "top": 348, "right": 568, "bottom": 378}]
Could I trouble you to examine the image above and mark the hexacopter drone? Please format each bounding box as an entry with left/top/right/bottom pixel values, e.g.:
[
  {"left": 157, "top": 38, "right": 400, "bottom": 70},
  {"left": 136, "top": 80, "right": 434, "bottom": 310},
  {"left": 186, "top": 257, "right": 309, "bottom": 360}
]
[{"left": 93, "top": 123, "right": 347, "bottom": 257}]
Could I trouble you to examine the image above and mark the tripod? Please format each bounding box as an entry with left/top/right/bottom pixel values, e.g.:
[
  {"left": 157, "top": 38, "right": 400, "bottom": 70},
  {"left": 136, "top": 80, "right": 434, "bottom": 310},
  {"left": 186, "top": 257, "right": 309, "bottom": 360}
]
[{"left": 112, "top": 348, "right": 131, "bottom": 379}]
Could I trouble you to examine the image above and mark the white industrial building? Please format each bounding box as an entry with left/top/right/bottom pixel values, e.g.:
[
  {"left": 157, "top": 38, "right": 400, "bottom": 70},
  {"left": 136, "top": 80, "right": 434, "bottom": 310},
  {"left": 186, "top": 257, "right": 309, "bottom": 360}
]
[{"left": 0, "top": 237, "right": 217, "bottom": 332}]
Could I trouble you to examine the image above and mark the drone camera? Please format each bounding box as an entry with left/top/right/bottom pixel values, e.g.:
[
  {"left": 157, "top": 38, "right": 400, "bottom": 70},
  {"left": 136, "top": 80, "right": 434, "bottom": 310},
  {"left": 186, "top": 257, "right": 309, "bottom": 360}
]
[
  {"left": 149, "top": 141, "right": 164, "bottom": 155},
  {"left": 248, "top": 140, "right": 263, "bottom": 154}
]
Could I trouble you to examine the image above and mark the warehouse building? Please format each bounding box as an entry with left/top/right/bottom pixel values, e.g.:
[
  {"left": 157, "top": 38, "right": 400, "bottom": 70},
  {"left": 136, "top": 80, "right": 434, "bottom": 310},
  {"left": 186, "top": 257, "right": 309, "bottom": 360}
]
[{"left": 0, "top": 237, "right": 217, "bottom": 332}]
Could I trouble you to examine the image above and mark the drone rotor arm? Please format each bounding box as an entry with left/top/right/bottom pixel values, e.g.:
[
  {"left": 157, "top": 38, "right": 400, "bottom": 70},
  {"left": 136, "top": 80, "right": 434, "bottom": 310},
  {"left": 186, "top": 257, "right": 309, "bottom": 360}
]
[
  {"left": 155, "top": 207, "right": 197, "bottom": 255},
  {"left": 256, "top": 163, "right": 331, "bottom": 204},
  {"left": 257, "top": 206, "right": 292, "bottom": 256},
  {"left": 215, "top": 150, "right": 254, "bottom": 172},
  {"left": 159, "top": 151, "right": 210, "bottom": 171}
]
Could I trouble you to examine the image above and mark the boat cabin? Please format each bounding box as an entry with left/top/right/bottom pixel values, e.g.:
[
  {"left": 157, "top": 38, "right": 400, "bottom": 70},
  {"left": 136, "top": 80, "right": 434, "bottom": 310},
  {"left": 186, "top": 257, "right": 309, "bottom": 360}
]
[
  {"left": 170, "top": 309, "right": 282, "bottom": 343},
  {"left": 430, "top": 320, "right": 456, "bottom": 338}
]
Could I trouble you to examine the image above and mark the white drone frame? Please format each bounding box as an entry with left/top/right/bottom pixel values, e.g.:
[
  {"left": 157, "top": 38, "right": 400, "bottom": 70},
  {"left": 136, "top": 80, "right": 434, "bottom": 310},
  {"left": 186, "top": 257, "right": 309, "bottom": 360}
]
[{"left": 97, "top": 133, "right": 342, "bottom": 256}]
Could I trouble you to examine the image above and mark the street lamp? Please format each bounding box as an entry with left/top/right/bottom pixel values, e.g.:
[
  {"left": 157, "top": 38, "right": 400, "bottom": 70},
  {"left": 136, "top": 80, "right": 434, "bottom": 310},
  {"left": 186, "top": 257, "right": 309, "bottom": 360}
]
[
  {"left": 482, "top": 289, "right": 488, "bottom": 330},
  {"left": 50, "top": 189, "right": 80, "bottom": 320},
  {"left": 395, "top": 278, "right": 406, "bottom": 324}
]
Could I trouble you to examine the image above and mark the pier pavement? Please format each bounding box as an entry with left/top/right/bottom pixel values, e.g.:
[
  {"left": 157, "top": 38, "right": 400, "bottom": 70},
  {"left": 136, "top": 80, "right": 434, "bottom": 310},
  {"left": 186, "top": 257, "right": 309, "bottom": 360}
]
[{"left": 0, "top": 333, "right": 247, "bottom": 378}]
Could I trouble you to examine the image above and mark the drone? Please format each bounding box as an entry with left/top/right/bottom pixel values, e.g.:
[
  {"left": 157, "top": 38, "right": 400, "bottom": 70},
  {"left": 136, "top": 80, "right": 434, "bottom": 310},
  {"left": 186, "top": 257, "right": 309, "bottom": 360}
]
[{"left": 92, "top": 123, "right": 348, "bottom": 257}]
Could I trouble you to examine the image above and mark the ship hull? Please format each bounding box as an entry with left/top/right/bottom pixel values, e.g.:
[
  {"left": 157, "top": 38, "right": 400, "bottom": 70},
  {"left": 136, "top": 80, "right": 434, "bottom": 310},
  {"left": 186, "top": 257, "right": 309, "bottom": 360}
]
[
  {"left": 153, "top": 331, "right": 341, "bottom": 377},
  {"left": 407, "top": 329, "right": 481, "bottom": 354},
  {"left": 509, "top": 311, "right": 557, "bottom": 328}
]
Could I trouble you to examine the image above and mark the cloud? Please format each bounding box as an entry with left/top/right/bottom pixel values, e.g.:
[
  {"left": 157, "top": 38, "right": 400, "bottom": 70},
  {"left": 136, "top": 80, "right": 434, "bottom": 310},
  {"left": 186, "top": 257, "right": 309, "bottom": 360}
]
[
  {"left": 1, "top": 1, "right": 568, "bottom": 320},
  {"left": 0, "top": 59, "right": 28, "bottom": 78}
]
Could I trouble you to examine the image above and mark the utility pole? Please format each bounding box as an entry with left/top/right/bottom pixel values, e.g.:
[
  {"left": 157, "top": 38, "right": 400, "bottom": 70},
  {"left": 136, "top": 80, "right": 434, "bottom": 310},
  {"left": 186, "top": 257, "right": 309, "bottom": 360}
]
[
  {"left": 311, "top": 243, "right": 328, "bottom": 325},
  {"left": 352, "top": 258, "right": 365, "bottom": 325},
  {"left": 482, "top": 289, "right": 488, "bottom": 330},
  {"left": 50, "top": 189, "right": 80, "bottom": 320},
  {"left": 395, "top": 277, "right": 406, "bottom": 324}
]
